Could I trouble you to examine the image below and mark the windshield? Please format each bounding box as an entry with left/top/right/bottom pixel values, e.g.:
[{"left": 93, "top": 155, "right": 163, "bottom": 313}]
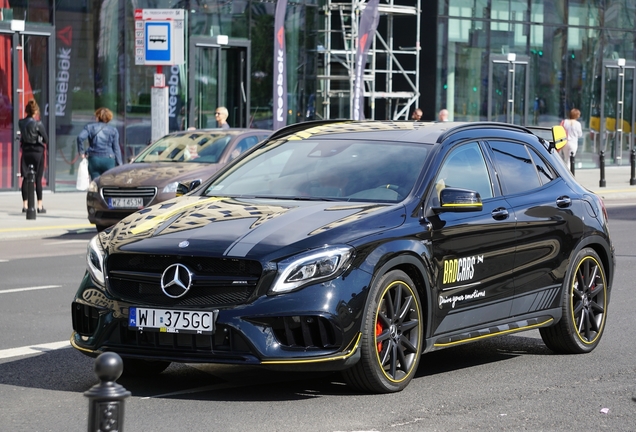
[
  {"left": 203, "top": 139, "right": 430, "bottom": 202},
  {"left": 134, "top": 131, "right": 234, "bottom": 163}
]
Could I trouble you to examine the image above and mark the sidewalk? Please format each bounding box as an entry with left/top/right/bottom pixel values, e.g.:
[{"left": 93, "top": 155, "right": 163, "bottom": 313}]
[
  {"left": 0, "top": 190, "right": 94, "bottom": 240},
  {"left": 572, "top": 165, "right": 636, "bottom": 201},
  {"left": 0, "top": 166, "right": 634, "bottom": 240}
]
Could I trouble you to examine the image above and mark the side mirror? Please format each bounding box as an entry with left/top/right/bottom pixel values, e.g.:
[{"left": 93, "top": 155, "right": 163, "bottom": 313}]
[
  {"left": 434, "top": 188, "right": 483, "bottom": 213},
  {"left": 176, "top": 179, "right": 202, "bottom": 197}
]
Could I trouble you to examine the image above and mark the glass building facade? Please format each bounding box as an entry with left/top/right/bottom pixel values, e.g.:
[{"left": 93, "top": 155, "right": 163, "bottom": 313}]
[
  {"left": 0, "top": 0, "right": 634, "bottom": 192},
  {"left": 431, "top": 0, "right": 636, "bottom": 169}
]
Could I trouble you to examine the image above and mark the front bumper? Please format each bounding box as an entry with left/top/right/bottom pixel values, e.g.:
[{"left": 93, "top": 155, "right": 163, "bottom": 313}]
[{"left": 71, "top": 269, "right": 371, "bottom": 371}]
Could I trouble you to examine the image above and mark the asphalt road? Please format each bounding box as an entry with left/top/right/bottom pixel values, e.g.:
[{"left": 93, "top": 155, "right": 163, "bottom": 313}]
[{"left": 0, "top": 207, "right": 634, "bottom": 431}]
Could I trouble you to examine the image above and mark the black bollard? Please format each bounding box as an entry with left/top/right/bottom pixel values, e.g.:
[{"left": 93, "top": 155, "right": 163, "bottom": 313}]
[
  {"left": 84, "top": 352, "right": 131, "bottom": 432},
  {"left": 569, "top": 152, "right": 575, "bottom": 176},
  {"left": 631, "top": 149, "right": 636, "bottom": 186},
  {"left": 599, "top": 151, "right": 606, "bottom": 187},
  {"left": 26, "top": 164, "right": 36, "bottom": 220}
]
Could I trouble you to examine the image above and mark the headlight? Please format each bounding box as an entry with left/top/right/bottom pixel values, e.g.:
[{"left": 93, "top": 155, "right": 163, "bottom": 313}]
[
  {"left": 270, "top": 246, "right": 353, "bottom": 294},
  {"left": 162, "top": 181, "right": 179, "bottom": 193},
  {"left": 86, "top": 235, "right": 106, "bottom": 288},
  {"left": 87, "top": 180, "right": 98, "bottom": 193}
]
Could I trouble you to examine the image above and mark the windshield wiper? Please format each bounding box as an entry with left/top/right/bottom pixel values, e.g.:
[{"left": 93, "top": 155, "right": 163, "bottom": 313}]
[
  {"left": 237, "top": 195, "right": 341, "bottom": 201},
  {"left": 292, "top": 196, "right": 341, "bottom": 201}
]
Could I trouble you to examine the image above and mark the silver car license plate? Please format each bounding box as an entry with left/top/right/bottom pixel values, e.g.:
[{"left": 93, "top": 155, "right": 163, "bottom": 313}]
[
  {"left": 109, "top": 197, "right": 144, "bottom": 208},
  {"left": 128, "top": 307, "right": 218, "bottom": 335}
]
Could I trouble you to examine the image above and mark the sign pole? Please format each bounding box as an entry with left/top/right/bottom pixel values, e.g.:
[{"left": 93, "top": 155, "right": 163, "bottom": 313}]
[{"left": 152, "top": 65, "right": 168, "bottom": 141}]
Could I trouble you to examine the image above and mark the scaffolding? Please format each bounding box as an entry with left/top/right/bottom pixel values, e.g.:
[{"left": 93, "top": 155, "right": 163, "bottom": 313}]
[{"left": 317, "top": 0, "right": 421, "bottom": 120}]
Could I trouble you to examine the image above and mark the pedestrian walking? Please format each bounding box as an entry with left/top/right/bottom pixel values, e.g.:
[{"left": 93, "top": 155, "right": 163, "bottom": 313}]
[
  {"left": 438, "top": 109, "right": 449, "bottom": 121},
  {"left": 77, "top": 107, "right": 123, "bottom": 180},
  {"left": 560, "top": 108, "right": 583, "bottom": 164},
  {"left": 411, "top": 108, "right": 423, "bottom": 121},
  {"left": 19, "top": 100, "right": 48, "bottom": 213},
  {"left": 215, "top": 106, "right": 230, "bottom": 129}
]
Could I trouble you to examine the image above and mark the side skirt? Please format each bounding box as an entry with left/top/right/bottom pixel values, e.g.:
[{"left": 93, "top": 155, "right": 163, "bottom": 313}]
[{"left": 429, "top": 314, "right": 558, "bottom": 349}]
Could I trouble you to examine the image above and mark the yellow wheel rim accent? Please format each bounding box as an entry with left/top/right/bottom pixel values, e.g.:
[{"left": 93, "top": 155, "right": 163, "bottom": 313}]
[{"left": 373, "top": 280, "right": 422, "bottom": 383}]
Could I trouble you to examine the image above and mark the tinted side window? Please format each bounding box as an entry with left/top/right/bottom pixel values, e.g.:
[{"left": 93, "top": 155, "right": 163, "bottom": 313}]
[
  {"left": 229, "top": 136, "right": 259, "bottom": 160},
  {"left": 528, "top": 147, "right": 557, "bottom": 185},
  {"left": 241, "top": 136, "right": 259, "bottom": 151},
  {"left": 489, "top": 141, "right": 540, "bottom": 195},
  {"left": 435, "top": 142, "right": 493, "bottom": 199}
]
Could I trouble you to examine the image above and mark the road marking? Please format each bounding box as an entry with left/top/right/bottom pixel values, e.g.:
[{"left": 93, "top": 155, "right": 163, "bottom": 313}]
[
  {"left": 0, "top": 340, "right": 70, "bottom": 360},
  {"left": 0, "top": 285, "right": 62, "bottom": 294},
  {"left": 44, "top": 240, "right": 90, "bottom": 246},
  {"left": 0, "top": 224, "right": 93, "bottom": 233},
  {"left": 596, "top": 188, "right": 636, "bottom": 193}
]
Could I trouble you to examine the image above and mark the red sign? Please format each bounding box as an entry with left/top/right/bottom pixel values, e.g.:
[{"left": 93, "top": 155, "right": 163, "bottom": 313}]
[{"left": 57, "top": 26, "right": 72, "bottom": 47}]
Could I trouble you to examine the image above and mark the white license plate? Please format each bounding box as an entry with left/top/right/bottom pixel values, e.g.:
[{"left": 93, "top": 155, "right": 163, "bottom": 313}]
[
  {"left": 128, "top": 307, "right": 218, "bottom": 335},
  {"left": 109, "top": 197, "right": 144, "bottom": 208}
]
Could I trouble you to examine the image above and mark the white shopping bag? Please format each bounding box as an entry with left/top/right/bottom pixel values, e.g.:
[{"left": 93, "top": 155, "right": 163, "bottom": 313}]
[{"left": 76, "top": 158, "right": 90, "bottom": 191}]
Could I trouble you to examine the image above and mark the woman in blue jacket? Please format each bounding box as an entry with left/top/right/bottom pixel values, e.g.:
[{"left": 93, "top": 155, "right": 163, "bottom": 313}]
[{"left": 77, "top": 107, "right": 123, "bottom": 179}]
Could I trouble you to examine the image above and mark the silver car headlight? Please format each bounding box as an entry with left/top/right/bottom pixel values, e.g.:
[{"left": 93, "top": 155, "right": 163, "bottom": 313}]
[
  {"left": 86, "top": 235, "right": 106, "bottom": 288},
  {"left": 87, "top": 180, "right": 98, "bottom": 193},
  {"left": 162, "top": 181, "right": 179, "bottom": 193},
  {"left": 270, "top": 246, "right": 354, "bottom": 294}
]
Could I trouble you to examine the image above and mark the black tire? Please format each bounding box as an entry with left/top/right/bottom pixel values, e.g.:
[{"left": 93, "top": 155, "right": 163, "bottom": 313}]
[
  {"left": 121, "top": 358, "right": 171, "bottom": 377},
  {"left": 343, "top": 270, "right": 423, "bottom": 393},
  {"left": 540, "top": 248, "right": 608, "bottom": 354}
]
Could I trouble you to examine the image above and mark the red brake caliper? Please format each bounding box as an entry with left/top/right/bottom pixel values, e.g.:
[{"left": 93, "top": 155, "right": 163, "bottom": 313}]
[{"left": 376, "top": 321, "right": 383, "bottom": 353}]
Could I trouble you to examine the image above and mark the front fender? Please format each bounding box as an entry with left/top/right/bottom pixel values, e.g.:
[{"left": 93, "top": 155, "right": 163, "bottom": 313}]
[{"left": 354, "top": 236, "right": 435, "bottom": 343}]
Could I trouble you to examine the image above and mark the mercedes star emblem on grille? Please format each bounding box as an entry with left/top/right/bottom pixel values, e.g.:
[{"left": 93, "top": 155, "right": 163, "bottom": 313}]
[{"left": 160, "top": 263, "right": 193, "bottom": 298}]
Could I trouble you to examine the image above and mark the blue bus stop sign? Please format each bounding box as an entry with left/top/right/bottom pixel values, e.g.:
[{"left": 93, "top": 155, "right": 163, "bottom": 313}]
[{"left": 145, "top": 22, "right": 171, "bottom": 62}]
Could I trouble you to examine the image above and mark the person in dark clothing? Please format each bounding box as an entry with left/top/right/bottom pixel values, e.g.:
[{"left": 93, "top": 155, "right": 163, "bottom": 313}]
[
  {"left": 77, "top": 107, "right": 123, "bottom": 179},
  {"left": 19, "top": 100, "right": 48, "bottom": 213}
]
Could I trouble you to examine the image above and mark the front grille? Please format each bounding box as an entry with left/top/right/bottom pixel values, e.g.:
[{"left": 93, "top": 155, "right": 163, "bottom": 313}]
[
  {"left": 95, "top": 211, "right": 137, "bottom": 219},
  {"left": 107, "top": 254, "right": 263, "bottom": 307},
  {"left": 109, "top": 321, "right": 253, "bottom": 357},
  {"left": 101, "top": 187, "right": 157, "bottom": 206}
]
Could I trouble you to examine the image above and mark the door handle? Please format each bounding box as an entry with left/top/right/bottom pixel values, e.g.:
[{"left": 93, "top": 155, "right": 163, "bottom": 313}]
[
  {"left": 556, "top": 196, "right": 572, "bottom": 208},
  {"left": 491, "top": 207, "right": 509, "bottom": 220}
]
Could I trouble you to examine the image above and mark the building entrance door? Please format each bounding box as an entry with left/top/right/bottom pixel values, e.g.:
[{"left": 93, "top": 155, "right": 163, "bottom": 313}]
[
  {"left": 488, "top": 54, "right": 530, "bottom": 125},
  {"left": 0, "top": 27, "right": 54, "bottom": 192},
  {"left": 188, "top": 37, "right": 250, "bottom": 129},
  {"left": 598, "top": 59, "right": 636, "bottom": 164}
]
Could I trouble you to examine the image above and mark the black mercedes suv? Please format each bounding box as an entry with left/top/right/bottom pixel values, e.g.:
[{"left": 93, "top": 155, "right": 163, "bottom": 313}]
[{"left": 72, "top": 120, "right": 614, "bottom": 393}]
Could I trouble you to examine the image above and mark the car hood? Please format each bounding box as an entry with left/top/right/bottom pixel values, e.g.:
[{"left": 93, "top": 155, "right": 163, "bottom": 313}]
[
  {"left": 97, "top": 162, "right": 221, "bottom": 187},
  {"left": 104, "top": 196, "right": 406, "bottom": 260}
]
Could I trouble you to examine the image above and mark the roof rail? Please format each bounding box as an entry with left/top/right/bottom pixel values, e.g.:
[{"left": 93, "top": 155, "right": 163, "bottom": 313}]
[
  {"left": 268, "top": 119, "right": 348, "bottom": 141},
  {"left": 435, "top": 122, "right": 534, "bottom": 143}
]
